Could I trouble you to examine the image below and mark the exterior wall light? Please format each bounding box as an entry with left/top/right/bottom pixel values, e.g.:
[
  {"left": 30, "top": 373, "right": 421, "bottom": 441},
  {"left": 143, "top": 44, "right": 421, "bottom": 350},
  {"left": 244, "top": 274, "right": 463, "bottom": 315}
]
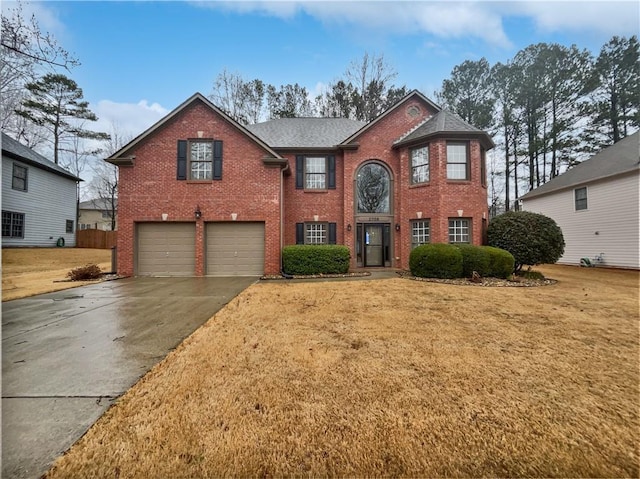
[
  {"left": 395, "top": 223, "right": 400, "bottom": 231},
  {"left": 347, "top": 224, "right": 352, "bottom": 231},
  {"left": 195, "top": 206, "right": 202, "bottom": 220}
]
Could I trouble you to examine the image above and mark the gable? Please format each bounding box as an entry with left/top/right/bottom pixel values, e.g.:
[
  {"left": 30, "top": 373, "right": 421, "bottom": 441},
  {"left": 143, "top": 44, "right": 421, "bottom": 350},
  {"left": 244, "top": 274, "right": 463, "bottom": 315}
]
[
  {"left": 106, "top": 93, "right": 284, "bottom": 166},
  {"left": 340, "top": 90, "right": 441, "bottom": 146}
]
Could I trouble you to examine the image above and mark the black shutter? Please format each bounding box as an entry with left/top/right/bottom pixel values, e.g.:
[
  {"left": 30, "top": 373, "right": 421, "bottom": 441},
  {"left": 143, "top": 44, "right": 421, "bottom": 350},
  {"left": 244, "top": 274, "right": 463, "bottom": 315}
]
[
  {"left": 328, "top": 223, "right": 337, "bottom": 244},
  {"left": 328, "top": 155, "right": 336, "bottom": 189},
  {"left": 296, "top": 223, "right": 304, "bottom": 244},
  {"left": 177, "top": 140, "right": 187, "bottom": 180},
  {"left": 213, "top": 140, "right": 223, "bottom": 180},
  {"left": 295, "top": 156, "right": 304, "bottom": 189}
]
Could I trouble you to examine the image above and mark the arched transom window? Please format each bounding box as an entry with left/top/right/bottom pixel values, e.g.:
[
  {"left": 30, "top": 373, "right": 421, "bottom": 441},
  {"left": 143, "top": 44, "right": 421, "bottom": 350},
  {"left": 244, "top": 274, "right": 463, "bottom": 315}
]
[{"left": 356, "top": 162, "right": 391, "bottom": 214}]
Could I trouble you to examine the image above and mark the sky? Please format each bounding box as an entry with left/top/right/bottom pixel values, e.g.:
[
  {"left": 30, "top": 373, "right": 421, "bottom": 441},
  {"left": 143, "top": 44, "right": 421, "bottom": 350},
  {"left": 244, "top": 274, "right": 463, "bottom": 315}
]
[{"left": 6, "top": 0, "right": 640, "bottom": 142}]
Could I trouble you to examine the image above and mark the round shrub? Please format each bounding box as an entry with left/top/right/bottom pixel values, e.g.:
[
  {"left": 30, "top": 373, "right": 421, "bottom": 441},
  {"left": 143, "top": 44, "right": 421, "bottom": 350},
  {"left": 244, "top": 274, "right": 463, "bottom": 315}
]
[
  {"left": 487, "top": 211, "right": 565, "bottom": 272},
  {"left": 456, "top": 244, "right": 490, "bottom": 278},
  {"left": 409, "top": 243, "right": 463, "bottom": 279},
  {"left": 482, "top": 246, "right": 515, "bottom": 279},
  {"left": 282, "top": 245, "right": 350, "bottom": 275}
]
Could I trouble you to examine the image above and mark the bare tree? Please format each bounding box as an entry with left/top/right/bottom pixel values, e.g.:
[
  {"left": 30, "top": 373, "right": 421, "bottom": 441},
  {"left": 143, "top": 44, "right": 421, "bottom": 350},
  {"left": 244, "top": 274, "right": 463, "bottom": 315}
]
[
  {"left": 86, "top": 124, "right": 133, "bottom": 231},
  {"left": 209, "top": 69, "right": 265, "bottom": 124},
  {"left": 346, "top": 52, "right": 399, "bottom": 121},
  {"left": 1, "top": 1, "right": 78, "bottom": 139}
]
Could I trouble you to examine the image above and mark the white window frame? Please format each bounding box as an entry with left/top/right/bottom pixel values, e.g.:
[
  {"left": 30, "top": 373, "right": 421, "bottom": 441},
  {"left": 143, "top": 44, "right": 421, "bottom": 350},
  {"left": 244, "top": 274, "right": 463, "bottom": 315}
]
[
  {"left": 304, "top": 157, "right": 327, "bottom": 190},
  {"left": 448, "top": 218, "right": 470, "bottom": 243},
  {"left": 189, "top": 141, "right": 213, "bottom": 180},
  {"left": 305, "top": 222, "right": 328, "bottom": 244},
  {"left": 410, "top": 146, "right": 430, "bottom": 184},
  {"left": 575, "top": 186, "right": 587, "bottom": 211},
  {"left": 446, "top": 142, "right": 469, "bottom": 180},
  {"left": 411, "top": 220, "right": 430, "bottom": 249}
]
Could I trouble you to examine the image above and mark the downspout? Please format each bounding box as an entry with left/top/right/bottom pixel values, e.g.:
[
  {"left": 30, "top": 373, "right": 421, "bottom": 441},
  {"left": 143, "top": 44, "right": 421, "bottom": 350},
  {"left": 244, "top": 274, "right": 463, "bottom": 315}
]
[{"left": 280, "top": 161, "right": 289, "bottom": 274}]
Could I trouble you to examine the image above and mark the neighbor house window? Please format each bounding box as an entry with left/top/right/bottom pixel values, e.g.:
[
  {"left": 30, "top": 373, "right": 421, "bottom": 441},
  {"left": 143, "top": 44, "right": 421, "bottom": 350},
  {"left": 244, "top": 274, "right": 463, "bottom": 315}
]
[
  {"left": 2, "top": 211, "right": 25, "bottom": 238},
  {"left": 449, "top": 218, "right": 470, "bottom": 243},
  {"left": 189, "top": 141, "right": 213, "bottom": 180},
  {"left": 447, "top": 142, "right": 469, "bottom": 180},
  {"left": 305, "top": 222, "right": 327, "bottom": 244},
  {"left": 411, "top": 220, "right": 430, "bottom": 249},
  {"left": 66, "top": 220, "right": 74, "bottom": 233},
  {"left": 101, "top": 210, "right": 111, "bottom": 219},
  {"left": 305, "top": 157, "right": 327, "bottom": 189},
  {"left": 80, "top": 224, "right": 92, "bottom": 230},
  {"left": 12, "top": 163, "right": 28, "bottom": 191},
  {"left": 575, "top": 187, "right": 587, "bottom": 210},
  {"left": 410, "top": 146, "right": 429, "bottom": 184}
]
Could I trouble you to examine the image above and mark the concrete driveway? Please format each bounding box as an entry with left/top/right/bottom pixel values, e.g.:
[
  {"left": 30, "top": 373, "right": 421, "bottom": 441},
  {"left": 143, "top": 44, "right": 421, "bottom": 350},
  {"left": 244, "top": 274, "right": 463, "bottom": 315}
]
[{"left": 2, "top": 276, "right": 257, "bottom": 479}]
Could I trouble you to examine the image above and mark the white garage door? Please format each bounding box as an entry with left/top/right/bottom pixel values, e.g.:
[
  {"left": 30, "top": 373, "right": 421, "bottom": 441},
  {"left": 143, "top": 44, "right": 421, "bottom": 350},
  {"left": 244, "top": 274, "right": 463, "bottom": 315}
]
[
  {"left": 137, "top": 223, "right": 196, "bottom": 276},
  {"left": 206, "top": 222, "right": 265, "bottom": 276}
]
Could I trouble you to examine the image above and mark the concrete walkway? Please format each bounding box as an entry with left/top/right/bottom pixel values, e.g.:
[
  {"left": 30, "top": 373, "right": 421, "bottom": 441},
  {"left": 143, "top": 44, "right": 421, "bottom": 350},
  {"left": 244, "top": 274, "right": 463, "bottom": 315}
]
[{"left": 2, "top": 276, "right": 257, "bottom": 479}]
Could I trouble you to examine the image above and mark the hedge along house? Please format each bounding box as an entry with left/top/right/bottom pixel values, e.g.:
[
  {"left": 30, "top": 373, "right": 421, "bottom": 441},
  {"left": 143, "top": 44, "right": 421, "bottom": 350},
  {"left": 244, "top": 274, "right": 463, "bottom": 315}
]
[{"left": 106, "top": 90, "right": 494, "bottom": 277}]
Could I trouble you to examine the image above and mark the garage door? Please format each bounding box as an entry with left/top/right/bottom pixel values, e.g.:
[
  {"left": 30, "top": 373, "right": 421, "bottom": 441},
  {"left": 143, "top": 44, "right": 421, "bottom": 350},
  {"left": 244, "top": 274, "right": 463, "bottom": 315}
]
[
  {"left": 206, "top": 222, "right": 265, "bottom": 276},
  {"left": 137, "top": 223, "right": 195, "bottom": 276}
]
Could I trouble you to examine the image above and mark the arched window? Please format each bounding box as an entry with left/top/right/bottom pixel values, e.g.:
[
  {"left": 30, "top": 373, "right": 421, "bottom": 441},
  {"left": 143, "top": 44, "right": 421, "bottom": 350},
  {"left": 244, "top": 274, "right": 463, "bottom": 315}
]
[{"left": 356, "top": 162, "right": 391, "bottom": 214}]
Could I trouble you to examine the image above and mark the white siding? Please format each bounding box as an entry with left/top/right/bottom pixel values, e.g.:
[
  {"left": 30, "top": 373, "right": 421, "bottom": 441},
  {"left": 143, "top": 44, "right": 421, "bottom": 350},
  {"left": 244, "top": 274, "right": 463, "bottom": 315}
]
[
  {"left": 522, "top": 171, "right": 639, "bottom": 269},
  {"left": 2, "top": 156, "right": 78, "bottom": 247}
]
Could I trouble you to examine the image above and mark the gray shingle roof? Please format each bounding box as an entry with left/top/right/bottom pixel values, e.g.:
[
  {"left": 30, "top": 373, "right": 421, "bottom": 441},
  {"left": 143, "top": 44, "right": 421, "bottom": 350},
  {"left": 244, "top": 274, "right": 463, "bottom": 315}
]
[
  {"left": 2, "top": 132, "right": 81, "bottom": 181},
  {"left": 520, "top": 131, "right": 640, "bottom": 200},
  {"left": 245, "top": 117, "right": 366, "bottom": 148},
  {"left": 79, "top": 198, "right": 118, "bottom": 210},
  {"left": 394, "top": 110, "right": 494, "bottom": 148}
]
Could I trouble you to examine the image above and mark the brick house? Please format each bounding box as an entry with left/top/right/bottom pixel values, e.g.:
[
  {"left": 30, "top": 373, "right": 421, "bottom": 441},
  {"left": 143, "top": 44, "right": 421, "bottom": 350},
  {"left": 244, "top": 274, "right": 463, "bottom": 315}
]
[{"left": 107, "top": 90, "right": 494, "bottom": 276}]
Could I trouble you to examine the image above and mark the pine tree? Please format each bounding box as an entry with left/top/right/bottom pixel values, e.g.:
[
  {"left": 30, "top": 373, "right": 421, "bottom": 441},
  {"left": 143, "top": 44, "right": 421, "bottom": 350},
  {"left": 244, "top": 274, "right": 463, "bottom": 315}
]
[{"left": 15, "top": 73, "right": 109, "bottom": 164}]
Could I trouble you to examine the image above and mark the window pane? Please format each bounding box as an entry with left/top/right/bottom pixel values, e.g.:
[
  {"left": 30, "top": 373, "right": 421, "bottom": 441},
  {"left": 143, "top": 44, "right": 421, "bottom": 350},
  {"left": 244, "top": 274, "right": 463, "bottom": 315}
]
[
  {"left": 357, "top": 163, "right": 390, "bottom": 213},
  {"left": 305, "top": 223, "right": 327, "bottom": 244},
  {"left": 448, "top": 219, "right": 470, "bottom": 243},
  {"left": 12, "top": 164, "right": 27, "bottom": 191},
  {"left": 305, "top": 157, "right": 326, "bottom": 189},
  {"left": 575, "top": 187, "right": 587, "bottom": 210},
  {"left": 190, "top": 142, "right": 213, "bottom": 180},
  {"left": 411, "top": 147, "right": 429, "bottom": 183},
  {"left": 2, "top": 212, "right": 12, "bottom": 237},
  {"left": 411, "top": 220, "right": 430, "bottom": 249},
  {"left": 447, "top": 143, "right": 468, "bottom": 180}
]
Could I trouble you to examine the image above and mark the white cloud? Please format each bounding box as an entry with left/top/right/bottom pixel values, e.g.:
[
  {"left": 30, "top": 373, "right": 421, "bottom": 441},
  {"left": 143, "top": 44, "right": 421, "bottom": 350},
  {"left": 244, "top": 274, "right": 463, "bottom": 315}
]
[
  {"left": 93, "top": 99, "right": 169, "bottom": 139},
  {"left": 510, "top": 1, "right": 639, "bottom": 37},
  {"left": 198, "top": 1, "right": 513, "bottom": 47},
  {"left": 195, "top": 0, "right": 639, "bottom": 48}
]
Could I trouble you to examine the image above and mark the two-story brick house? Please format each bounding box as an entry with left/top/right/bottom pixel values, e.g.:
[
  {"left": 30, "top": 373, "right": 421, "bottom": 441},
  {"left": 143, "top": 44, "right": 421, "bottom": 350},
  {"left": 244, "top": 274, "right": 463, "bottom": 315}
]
[{"left": 107, "top": 90, "right": 493, "bottom": 276}]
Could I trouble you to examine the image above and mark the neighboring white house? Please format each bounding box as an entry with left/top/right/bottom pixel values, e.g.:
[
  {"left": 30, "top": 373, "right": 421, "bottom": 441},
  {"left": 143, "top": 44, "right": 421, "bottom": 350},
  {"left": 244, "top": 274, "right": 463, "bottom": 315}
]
[
  {"left": 520, "top": 132, "right": 639, "bottom": 269},
  {"left": 2, "top": 133, "right": 82, "bottom": 247},
  {"left": 78, "top": 198, "right": 118, "bottom": 231}
]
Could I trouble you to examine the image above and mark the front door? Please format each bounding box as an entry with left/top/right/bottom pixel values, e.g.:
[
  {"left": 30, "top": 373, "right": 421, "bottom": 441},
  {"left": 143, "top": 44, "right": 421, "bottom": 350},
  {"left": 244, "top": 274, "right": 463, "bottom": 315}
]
[{"left": 365, "top": 224, "right": 383, "bottom": 266}]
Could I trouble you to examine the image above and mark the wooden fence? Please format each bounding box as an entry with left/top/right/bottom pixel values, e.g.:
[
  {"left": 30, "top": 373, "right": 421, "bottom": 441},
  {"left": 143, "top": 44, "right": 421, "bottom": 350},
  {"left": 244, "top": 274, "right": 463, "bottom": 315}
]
[{"left": 76, "top": 229, "right": 117, "bottom": 249}]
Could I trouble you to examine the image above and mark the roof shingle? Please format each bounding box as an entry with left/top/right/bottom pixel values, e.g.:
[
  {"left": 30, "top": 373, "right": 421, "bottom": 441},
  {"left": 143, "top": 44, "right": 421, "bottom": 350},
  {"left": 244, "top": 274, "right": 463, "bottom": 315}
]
[
  {"left": 2, "top": 132, "right": 81, "bottom": 181},
  {"left": 245, "top": 117, "right": 366, "bottom": 148}
]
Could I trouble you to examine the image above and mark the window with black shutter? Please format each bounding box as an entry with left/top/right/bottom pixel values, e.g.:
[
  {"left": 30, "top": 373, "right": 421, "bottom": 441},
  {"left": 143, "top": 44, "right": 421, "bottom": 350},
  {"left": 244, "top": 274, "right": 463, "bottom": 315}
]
[{"left": 295, "top": 155, "right": 336, "bottom": 190}]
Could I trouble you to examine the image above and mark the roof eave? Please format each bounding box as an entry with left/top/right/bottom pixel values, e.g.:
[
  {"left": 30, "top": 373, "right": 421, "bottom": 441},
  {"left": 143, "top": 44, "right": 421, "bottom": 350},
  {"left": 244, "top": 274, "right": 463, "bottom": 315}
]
[
  {"left": 105, "top": 93, "right": 284, "bottom": 163},
  {"left": 393, "top": 131, "right": 495, "bottom": 150},
  {"left": 3, "top": 150, "right": 83, "bottom": 181}
]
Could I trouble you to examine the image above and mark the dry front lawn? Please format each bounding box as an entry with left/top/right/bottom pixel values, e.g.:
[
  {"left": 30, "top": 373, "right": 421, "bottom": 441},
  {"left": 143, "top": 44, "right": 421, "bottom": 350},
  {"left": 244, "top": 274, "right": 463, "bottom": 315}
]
[
  {"left": 47, "top": 265, "right": 638, "bottom": 478},
  {"left": 2, "top": 247, "right": 111, "bottom": 301}
]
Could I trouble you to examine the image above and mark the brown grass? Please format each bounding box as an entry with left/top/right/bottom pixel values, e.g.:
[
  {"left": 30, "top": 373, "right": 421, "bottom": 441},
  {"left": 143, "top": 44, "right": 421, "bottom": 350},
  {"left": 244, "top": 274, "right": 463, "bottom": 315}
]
[
  {"left": 46, "top": 265, "right": 639, "bottom": 478},
  {"left": 2, "top": 248, "right": 111, "bottom": 301}
]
